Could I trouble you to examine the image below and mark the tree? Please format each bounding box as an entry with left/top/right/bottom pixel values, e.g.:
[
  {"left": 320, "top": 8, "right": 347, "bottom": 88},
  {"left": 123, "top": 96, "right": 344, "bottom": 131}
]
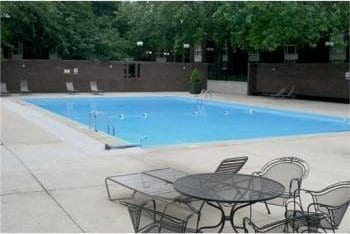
[{"left": 1, "top": 1, "right": 349, "bottom": 60}]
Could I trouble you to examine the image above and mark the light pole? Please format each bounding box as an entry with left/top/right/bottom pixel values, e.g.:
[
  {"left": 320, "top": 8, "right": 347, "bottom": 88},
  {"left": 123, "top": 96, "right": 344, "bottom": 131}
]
[
  {"left": 183, "top": 43, "right": 190, "bottom": 62},
  {"left": 136, "top": 41, "right": 143, "bottom": 61},
  {"left": 146, "top": 50, "right": 152, "bottom": 61},
  {"left": 163, "top": 52, "right": 170, "bottom": 62}
]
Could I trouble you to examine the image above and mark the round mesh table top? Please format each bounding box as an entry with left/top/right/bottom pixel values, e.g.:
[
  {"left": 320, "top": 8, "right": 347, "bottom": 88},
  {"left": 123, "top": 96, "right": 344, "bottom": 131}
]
[{"left": 174, "top": 173, "right": 285, "bottom": 203}]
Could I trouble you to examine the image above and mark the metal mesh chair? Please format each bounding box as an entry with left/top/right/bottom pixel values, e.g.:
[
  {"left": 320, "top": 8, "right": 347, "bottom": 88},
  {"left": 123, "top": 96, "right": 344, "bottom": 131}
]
[
  {"left": 215, "top": 156, "right": 248, "bottom": 174},
  {"left": 286, "top": 181, "right": 350, "bottom": 232},
  {"left": 121, "top": 201, "right": 194, "bottom": 233},
  {"left": 253, "top": 157, "right": 309, "bottom": 214}
]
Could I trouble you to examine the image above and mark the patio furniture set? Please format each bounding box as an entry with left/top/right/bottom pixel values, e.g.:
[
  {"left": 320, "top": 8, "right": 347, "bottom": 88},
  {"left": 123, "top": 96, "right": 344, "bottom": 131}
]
[{"left": 105, "top": 157, "right": 350, "bottom": 233}]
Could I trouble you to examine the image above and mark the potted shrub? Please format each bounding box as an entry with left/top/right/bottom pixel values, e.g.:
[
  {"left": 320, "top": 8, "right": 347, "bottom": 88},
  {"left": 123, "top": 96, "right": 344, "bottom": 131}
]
[{"left": 190, "top": 68, "right": 202, "bottom": 94}]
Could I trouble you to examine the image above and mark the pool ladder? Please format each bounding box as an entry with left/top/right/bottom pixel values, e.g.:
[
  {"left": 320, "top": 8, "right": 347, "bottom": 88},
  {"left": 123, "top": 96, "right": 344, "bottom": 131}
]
[
  {"left": 89, "top": 110, "right": 116, "bottom": 136},
  {"left": 197, "top": 89, "right": 212, "bottom": 110}
]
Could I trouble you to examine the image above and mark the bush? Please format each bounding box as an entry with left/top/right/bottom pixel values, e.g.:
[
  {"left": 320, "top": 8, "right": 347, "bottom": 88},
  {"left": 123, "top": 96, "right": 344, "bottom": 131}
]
[{"left": 190, "top": 68, "right": 201, "bottom": 83}]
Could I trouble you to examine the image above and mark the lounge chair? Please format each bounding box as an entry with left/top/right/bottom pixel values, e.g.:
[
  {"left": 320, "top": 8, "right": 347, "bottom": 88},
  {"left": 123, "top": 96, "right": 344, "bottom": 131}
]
[
  {"left": 20, "top": 80, "right": 31, "bottom": 93},
  {"left": 89, "top": 81, "right": 103, "bottom": 94},
  {"left": 280, "top": 86, "right": 295, "bottom": 98},
  {"left": 269, "top": 87, "right": 287, "bottom": 97},
  {"left": 65, "top": 81, "right": 79, "bottom": 94},
  {"left": 215, "top": 156, "right": 248, "bottom": 174},
  {"left": 1, "top": 82, "right": 10, "bottom": 96},
  {"left": 252, "top": 157, "right": 310, "bottom": 214},
  {"left": 261, "top": 87, "right": 286, "bottom": 97}
]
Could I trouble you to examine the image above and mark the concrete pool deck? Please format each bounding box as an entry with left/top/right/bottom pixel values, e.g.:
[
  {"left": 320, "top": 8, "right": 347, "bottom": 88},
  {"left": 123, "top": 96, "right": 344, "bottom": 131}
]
[{"left": 1, "top": 92, "right": 349, "bottom": 232}]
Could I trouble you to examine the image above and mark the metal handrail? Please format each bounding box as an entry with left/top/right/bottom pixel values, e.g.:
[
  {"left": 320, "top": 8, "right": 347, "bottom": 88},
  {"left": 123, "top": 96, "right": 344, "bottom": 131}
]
[
  {"left": 89, "top": 110, "right": 116, "bottom": 136},
  {"left": 196, "top": 89, "right": 212, "bottom": 110}
]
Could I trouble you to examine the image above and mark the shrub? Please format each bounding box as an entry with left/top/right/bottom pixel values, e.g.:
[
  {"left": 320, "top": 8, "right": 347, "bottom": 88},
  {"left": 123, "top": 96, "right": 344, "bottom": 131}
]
[{"left": 190, "top": 68, "right": 201, "bottom": 83}]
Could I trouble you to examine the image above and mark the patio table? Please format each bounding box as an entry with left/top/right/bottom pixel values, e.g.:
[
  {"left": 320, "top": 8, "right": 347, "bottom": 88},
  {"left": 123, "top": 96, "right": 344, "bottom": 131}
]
[{"left": 174, "top": 173, "right": 285, "bottom": 233}]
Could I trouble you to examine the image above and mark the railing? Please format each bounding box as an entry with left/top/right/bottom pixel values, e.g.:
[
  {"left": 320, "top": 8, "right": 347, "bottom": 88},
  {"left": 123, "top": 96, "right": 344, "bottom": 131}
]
[
  {"left": 89, "top": 110, "right": 116, "bottom": 136},
  {"left": 196, "top": 89, "right": 212, "bottom": 110}
]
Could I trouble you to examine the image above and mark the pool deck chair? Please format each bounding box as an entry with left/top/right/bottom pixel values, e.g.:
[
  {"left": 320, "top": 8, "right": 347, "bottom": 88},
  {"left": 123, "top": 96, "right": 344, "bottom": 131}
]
[
  {"left": 1, "top": 82, "right": 10, "bottom": 96},
  {"left": 20, "top": 80, "right": 31, "bottom": 94},
  {"left": 90, "top": 81, "right": 103, "bottom": 94},
  {"left": 269, "top": 87, "right": 287, "bottom": 97},
  {"left": 215, "top": 156, "right": 248, "bottom": 174},
  {"left": 280, "top": 86, "right": 295, "bottom": 98},
  {"left": 66, "top": 81, "right": 79, "bottom": 94}
]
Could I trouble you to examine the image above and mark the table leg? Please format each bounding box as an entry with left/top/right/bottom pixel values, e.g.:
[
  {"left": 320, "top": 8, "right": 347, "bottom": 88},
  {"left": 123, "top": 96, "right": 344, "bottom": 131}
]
[{"left": 198, "top": 201, "right": 226, "bottom": 233}]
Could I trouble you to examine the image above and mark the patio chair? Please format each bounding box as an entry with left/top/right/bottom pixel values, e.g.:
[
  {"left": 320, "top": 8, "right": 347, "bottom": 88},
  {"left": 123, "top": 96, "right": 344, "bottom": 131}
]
[
  {"left": 261, "top": 87, "right": 286, "bottom": 97},
  {"left": 121, "top": 201, "right": 195, "bottom": 233},
  {"left": 20, "top": 80, "right": 31, "bottom": 93},
  {"left": 252, "top": 157, "right": 310, "bottom": 214},
  {"left": 280, "top": 86, "right": 295, "bottom": 98},
  {"left": 1, "top": 82, "right": 10, "bottom": 96},
  {"left": 285, "top": 181, "right": 350, "bottom": 233},
  {"left": 90, "top": 81, "right": 103, "bottom": 94},
  {"left": 215, "top": 156, "right": 248, "bottom": 174},
  {"left": 66, "top": 81, "right": 79, "bottom": 94},
  {"left": 270, "top": 87, "right": 287, "bottom": 97}
]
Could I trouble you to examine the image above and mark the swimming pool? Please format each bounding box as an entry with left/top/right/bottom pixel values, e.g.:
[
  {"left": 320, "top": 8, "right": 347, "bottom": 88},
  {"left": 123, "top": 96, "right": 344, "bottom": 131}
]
[{"left": 24, "top": 96, "right": 350, "bottom": 147}]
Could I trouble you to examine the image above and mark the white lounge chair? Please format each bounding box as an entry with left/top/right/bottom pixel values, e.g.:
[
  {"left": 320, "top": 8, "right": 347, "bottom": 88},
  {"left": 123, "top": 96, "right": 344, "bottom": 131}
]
[
  {"left": 65, "top": 81, "right": 79, "bottom": 94},
  {"left": 89, "top": 81, "right": 103, "bottom": 94},
  {"left": 280, "top": 86, "right": 295, "bottom": 98},
  {"left": 270, "top": 87, "right": 287, "bottom": 97},
  {"left": 20, "top": 80, "right": 31, "bottom": 93},
  {"left": 261, "top": 87, "right": 286, "bottom": 97},
  {"left": 1, "top": 82, "right": 10, "bottom": 96}
]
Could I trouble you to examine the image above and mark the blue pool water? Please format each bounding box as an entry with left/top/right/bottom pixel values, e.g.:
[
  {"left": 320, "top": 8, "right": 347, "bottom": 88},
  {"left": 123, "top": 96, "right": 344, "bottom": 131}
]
[{"left": 24, "top": 96, "right": 350, "bottom": 147}]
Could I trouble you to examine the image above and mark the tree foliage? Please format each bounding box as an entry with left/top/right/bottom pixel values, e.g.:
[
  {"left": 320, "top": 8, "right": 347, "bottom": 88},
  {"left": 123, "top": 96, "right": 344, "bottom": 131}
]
[{"left": 1, "top": 1, "right": 349, "bottom": 60}]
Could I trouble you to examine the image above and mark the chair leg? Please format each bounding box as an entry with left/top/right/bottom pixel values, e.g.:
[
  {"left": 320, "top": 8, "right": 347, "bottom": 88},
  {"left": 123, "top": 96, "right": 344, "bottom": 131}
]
[
  {"left": 264, "top": 201, "right": 271, "bottom": 214},
  {"left": 196, "top": 201, "right": 205, "bottom": 232}
]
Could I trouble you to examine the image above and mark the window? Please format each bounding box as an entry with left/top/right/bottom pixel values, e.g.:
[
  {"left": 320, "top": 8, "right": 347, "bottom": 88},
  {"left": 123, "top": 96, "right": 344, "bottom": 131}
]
[{"left": 123, "top": 63, "right": 141, "bottom": 78}]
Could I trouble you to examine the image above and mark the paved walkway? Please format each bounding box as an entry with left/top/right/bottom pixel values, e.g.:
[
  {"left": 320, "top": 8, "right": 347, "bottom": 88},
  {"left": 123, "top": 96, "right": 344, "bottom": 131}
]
[{"left": 1, "top": 92, "right": 349, "bottom": 232}]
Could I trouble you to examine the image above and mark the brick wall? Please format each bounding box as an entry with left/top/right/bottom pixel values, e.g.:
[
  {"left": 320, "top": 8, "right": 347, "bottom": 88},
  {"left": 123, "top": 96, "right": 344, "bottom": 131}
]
[
  {"left": 248, "top": 63, "right": 349, "bottom": 102},
  {"left": 1, "top": 60, "right": 208, "bottom": 93}
]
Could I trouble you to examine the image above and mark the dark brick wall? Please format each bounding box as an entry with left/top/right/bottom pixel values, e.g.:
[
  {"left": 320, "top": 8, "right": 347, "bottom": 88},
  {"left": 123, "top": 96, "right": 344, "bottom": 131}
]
[
  {"left": 248, "top": 63, "right": 349, "bottom": 102},
  {"left": 1, "top": 60, "right": 208, "bottom": 93}
]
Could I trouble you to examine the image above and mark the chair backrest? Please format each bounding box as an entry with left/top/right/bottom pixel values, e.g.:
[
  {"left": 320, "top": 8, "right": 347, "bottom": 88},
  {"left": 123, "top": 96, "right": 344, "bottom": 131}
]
[
  {"left": 258, "top": 157, "right": 309, "bottom": 193},
  {"left": 215, "top": 156, "right": 248, "bottom": 174},
  {"left": 286, "top": 86, "right": 295, "bottom": 97},
  {"left": 90, "top": 81, "right": 98, "bottom": 91},
  {"left": 121, "top": 201, "right": 187, "bottom": 233},
  {"left": 66, "top": 82, "right": 75, "bottom": 91},
  {"left": 1, "top": 82, "right": 9, "bottom": 93},
  {"left": 310, "top": 181, "right": 350, "bottom": 228},
  {"left": 20, "top": 80, "right": 29, "bottom": 92},
  {"left": 275, "top": 88, "right": 287, "bottom": 96}
]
